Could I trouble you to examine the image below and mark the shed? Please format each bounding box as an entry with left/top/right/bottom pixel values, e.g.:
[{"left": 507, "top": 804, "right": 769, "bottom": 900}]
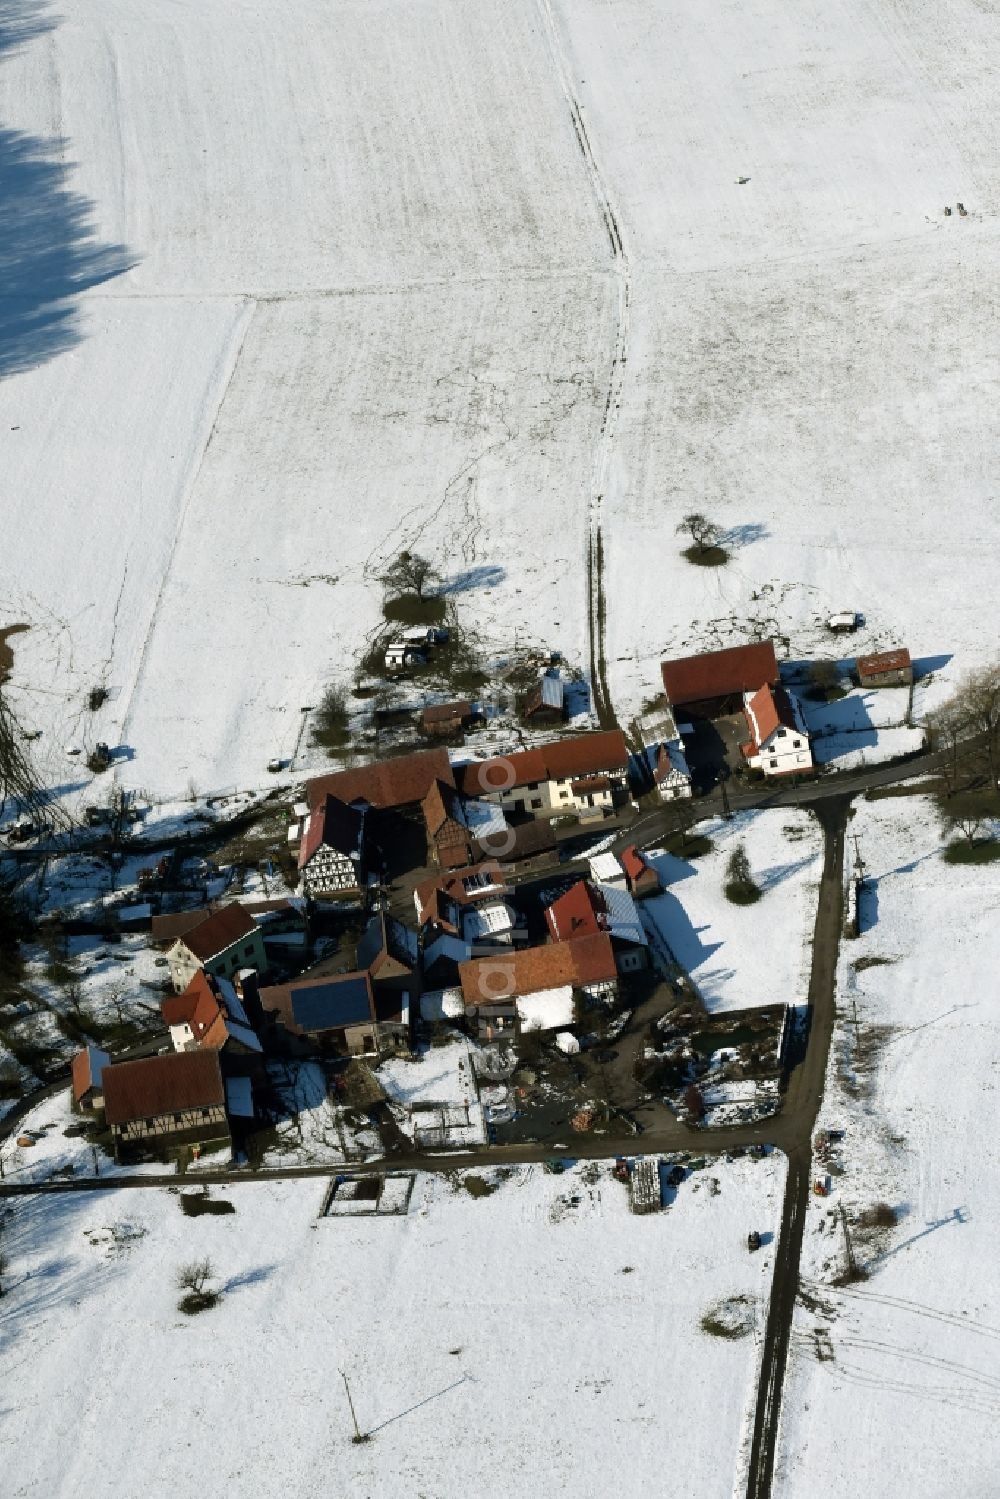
[
  {"left": 855, "top": 647, "right": 913, "bottom": 688},
  {"left": 419, "top": 700, "right": 475, "bottom": 738},
  {"left": 522, "top": 674, "right": 567, "bottom": 724}
]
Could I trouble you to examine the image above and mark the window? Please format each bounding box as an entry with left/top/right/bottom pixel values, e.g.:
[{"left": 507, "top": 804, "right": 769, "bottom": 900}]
[
  {"left": 776, "top": 728, "right": 786, "bottom": 738},
  {"left": 792, "top": 739, "right": 801, "bottom": 748},
  {"left": 173, "top": 1112, "right": 183, "bottom": 1123},
  {"left": 769, "top": 758, "right": 778, "bottom": 769},
  {"left": 530, "top": 797, "right": 542, "bottom": 810}
]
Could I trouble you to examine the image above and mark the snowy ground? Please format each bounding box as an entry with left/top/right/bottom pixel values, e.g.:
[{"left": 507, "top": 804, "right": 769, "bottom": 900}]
[
  {"left": 643, "top": 809, "right": 822, "bottom": 1014},
  {"left": 774, "top": 796, "right": 1000, "bottom": 1498},
  {"left": 2, "top": 0, "right": 999, "bottom": 811},
  {"left": 1, "top": 1154, "right": 784, "bottom": 1499}
]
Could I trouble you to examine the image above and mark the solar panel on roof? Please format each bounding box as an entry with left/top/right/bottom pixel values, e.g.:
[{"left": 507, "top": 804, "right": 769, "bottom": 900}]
[{"left": 290, "top": 977, "right": 372, "bottom": 1032}]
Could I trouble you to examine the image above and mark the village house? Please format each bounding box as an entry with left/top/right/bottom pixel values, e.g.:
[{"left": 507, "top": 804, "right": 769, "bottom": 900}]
[
  {"left": 161, "top": 971, "right": 263, "bottom": 1059},
  {"left": 619, "top": 845, "right": 662, "bottom": 900},
  {"left": 458, "top": 931, "right": 618, "bottom": 1040},
  {"left": 422, "top": 778, "right": 473, "bottom": 870},
  {"left": 741, "top": 683, "right": 813, "bottom": 777},
  {"left": 101, "top": 1050, "right": 246, "bottom": 1160},
  {"left": 522, "top": 674, "right": 567, "bottom": 725},
  {"left": 650, "top": 740, "right": 693, "bottom": 800},
  {"left": 418, "top": 699, "right": 480, "bottom": 738},
  {"left": 165, "top": 903, "right": 268, "bottom": 993},
  {"left": 297, "top": 794, "right": 368, "bottom": 898},
  {"left": 856, "top": 647, "right": 913, "bottom": 688},
  {"left": 544, "top": 879, "right": 648, "bottom": 973},
  {"left": 306, "top": 746, "right": 454, "bottom": 815},
  {"left": 661, "top": 640, "right": 779, "bottom": 716},
  {"left": 356, "top": 910, "right": 418, "bottom": 1033},
  {"left": 71, "top": 1043, "right": 111, "bottom": 1111},
  {"left": 256, "top": 969, "right": 405, "bottom": 1057},
  {"left": 457, "top": 730, "right": 630, "bottom": 821}
]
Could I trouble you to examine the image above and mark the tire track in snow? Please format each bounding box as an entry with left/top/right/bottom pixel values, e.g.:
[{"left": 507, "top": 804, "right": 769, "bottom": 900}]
[
  {"left": 534, "top": 0, "right": 628, "bottom": 732},
  {"left": 116, "top": 300, "right": 257, "bottom": 749}
]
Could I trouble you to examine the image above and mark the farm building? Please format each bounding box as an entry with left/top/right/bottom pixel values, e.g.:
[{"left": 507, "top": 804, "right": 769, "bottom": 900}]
[
  {"left": 741, "top": 685, "right": 813, "bottom": 777},
  {"left": 522, "top": 674, "right": 567, "bottom": 724},
  {"left": 459, "top": 931, "right": 618, "bottom": 1039},
  {"left": 305, "top": 746, "right": 454, "bottom": 813},
  {"left": 418, "top": 699, "right": 478, "bottom": 737},
  {"left": 101, "top": 1050, "right": 239, "bottom": 1159},
  {"left": 457, "top": 730, "right": 629, "bottom": 820},
  {"left": 651, "top": 740, "right": 693, "bottom": 800},
  {"left": 256, "top": 970, "right": 403, "bottom": 1057},
  {"left": 619, "top": 845, "right": 662, "bottom": 900},
  {"left": 660, "top": 641, "right": 779, "bottom": 716},
  {"left": 855, "top": 647, "right": 913, "bottom": 688},
  {"left": 71, "top": 1044, "right": 111, "bottom": 1111}
]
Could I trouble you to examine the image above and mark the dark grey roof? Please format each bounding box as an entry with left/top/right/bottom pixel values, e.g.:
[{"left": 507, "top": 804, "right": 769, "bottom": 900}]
[{"left": 290, "top": 973, "right": 373, "bottom": 1033}]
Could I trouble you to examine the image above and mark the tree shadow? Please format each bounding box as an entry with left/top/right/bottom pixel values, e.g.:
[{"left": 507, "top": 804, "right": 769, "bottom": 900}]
[
  {"left": 0, "top": 0, "right": 137, "bottom": 378},
  {"left": 756, "top": 852, "right": 819, "bottom": 893},
  {"left": 439, "top": 565, "right": 506, "bottom": 595},
  {"left": 221, "top": 1264, "right": 278, "bottom": 1295},
  {"left": 721, "top": 522, "right": 769, "bottom": 550}
]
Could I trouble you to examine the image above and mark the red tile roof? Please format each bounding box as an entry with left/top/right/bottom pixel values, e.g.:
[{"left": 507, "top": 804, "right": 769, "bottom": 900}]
[
  {"left": 298, "top": 794, "right": 365, "bottom": 871},
  {"left": 306, "top": 747, "right": 454, "bottom": 811},
  {"left": 544, "top": 880, "right": 607, "bottom": 942},
  {"left": 457, "top": 731, "right": 629, "bottom": 797},
  {"left": 661, "top": 641, "right": 778, "bottom": 706},
  {"left": 71, "top": 1044, "right": 110, "bottom": 1103},
  {"left": 102, "top": 1050, "right": 225, "bottom": 1126},
  {"left": 620, "top": 844, "right": 659, "bottom": 891},
  {"left": 415, "top": 861, "right": 508, "bottom": 928},
  {"left": 856, "top": 647, "right": 912, "bottom": 677},
  {"left": 743, "top": 684, "right": 800, "bottom": 754},
  {"left": 459, "top": 932, "right": 616, "bottom": 1007},
  {"left": 176, "top": 903, "right": 257, "bottom": 962},
  {"left": 457, "top": 747, "right": 548, "bottom": 798}
]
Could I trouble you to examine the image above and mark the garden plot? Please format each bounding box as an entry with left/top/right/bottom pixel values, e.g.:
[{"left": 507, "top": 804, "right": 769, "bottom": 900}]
[
  {"left": 260, "top": 1060, "right": 381, "bottom": 1167},
  {"left": 377, "top": 1037, "right": 486, "bottom": 1148},
  {"left": 774, "top": 796, "right": 1000, "bottom": 1499},
  {"left": 1, "top": 1155, "right": 784, "bottom": 1499},
  {"left": 643, "top": 809, "right": 822, "bottom": 1014}
]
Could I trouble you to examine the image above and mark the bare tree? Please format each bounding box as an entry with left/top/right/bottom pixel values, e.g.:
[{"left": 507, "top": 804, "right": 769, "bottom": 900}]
[
  {"left": 380, "top": 550, "right": 438, "bottom": 601},
  {"left": 939, "top": 790, "right": 991, "bottom": 848},
  {"left": 928, "top": 663, "right": 1000, "bottom": 796},
  {"left": 0, "top": 686, "right": 67, "bottom": 828},
  {"left": 676, "top": 513, "right": 723, "bottom": 555},
  {"left": 809, "top": 660, "right": 842, "bottom": 695},
  {"left": 175, "top": 1257, "right": 219, "bottom": 1312}
]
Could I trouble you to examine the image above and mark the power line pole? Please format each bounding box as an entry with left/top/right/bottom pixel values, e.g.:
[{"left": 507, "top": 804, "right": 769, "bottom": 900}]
[
  {"left": 838, "top": 1201, "right": 859, "bottom": 1281},
  {"left": 340, "top": 1370, "right": 367, "bottom": 1444}
]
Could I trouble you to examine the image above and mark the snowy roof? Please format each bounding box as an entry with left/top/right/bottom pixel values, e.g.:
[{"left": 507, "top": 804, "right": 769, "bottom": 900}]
[
  {"left": 462, "top": 900, "right": 515, "bottom": 941},
  {"left": 462, "top": 798, "right": 508, "bottom": 841},
  {"left": 117, "top": 902, "right": 152, "bottom": 921},
  {"left": 597, "top": 883, "right": 647, "bottom": 947},
  {"left": 224, "top": 1075, "right": 254, "bottom": 1119},
  {"left": 419, "top": 987, "right": 466, "bottom": 1022},
  {"left": 517, "top": 985, "right": 575, "bottom": 1032},
  {"left": 589, "top": 852, "right": 625, "bottom": 884}
]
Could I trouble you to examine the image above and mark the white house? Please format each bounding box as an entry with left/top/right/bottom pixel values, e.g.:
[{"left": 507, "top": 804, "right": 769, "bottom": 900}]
[
  {"left": 741, "top": 685, "right": 813, "bottom": 777},
  {"left": 457, "top": 730, "right": 631, "bottom": 820}
]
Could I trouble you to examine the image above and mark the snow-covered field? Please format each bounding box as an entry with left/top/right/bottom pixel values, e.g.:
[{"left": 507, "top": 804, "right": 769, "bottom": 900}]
[
  {"left": 644, "top": 809, "right": 822, "bottom": 1013},
  {"left": 3, "top": 1156, "right": 784, "bottom": 1498},
  {"left": 774, "top": 796, "right": 1000, "bottom": 1497},
  {"left": 3, "top": 0, "right": 999, "bottom": 808}
]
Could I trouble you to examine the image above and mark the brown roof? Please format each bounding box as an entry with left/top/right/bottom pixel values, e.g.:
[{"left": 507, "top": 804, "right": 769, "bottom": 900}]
[
  {"left": 102, "top": 1050, "right": 225, "bottom": 1126},
  {"left": 306, "top": 747, "right": 454, "bottom": 811},
  {"left": 661, "top": 641, "right": 778, "bottom": 706},
  {"left": 620, "top": 845, "right": 659, "bottom": 890},
  {"left": 457, "top": 748, "right": 548, "bottom": 798},
  {"left": 298, "top": 794, "right": 365, "bottom": 870},
  {"left": 476, "top": 817, "right": 556, "bottom": 864},
  {"left": 742, "top": 683, "right": 799, "bottom": 752},
  {"left": 856, "top": 648, "right": 912, "bottom": 676},
  {"left": 422, "top": 778, "right": 466, "bottom": 839},
  {"left": 176, "top": 903, "right": 258, "bottom": 962},
  {"left": 151, "top": 908, "right": 211, "bottom": 945},
  {"left": 460, "top": 932, "right": 616, "bottom": 1006},
  {"left": 415, "top": 861, "right": 509, "bottom": 928},
  {"left": 457, "top": 731, "right": 629, "bottom": 797},
  {"left": 420, "top": 700, "right": 472, "bottom": 727},
  {"left": 541, "top": 731, "right": 629, "bottom": 781},
  {"left": 571, "top": 775, "right": 610, "bottom": 794}
]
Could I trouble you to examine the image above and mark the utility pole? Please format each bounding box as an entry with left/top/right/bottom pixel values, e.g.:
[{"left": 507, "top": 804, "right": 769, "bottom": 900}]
[
  {"left": 839, "top": 1201, "right": 859, "bottom": 1281},
  {"left": 719, "top": 766, "right": 732, "bottom": 820},
  {"left": 341, "top": 1370, "right": 367, "bottom": 1444},
  {"left": 852, "top": 835, "right": 866, "bottom": 882}
]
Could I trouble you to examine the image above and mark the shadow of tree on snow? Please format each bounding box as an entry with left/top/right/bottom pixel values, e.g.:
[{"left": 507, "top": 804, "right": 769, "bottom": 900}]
[{"left": 0, "top": 0, "right": 136, "bottom": 378}]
